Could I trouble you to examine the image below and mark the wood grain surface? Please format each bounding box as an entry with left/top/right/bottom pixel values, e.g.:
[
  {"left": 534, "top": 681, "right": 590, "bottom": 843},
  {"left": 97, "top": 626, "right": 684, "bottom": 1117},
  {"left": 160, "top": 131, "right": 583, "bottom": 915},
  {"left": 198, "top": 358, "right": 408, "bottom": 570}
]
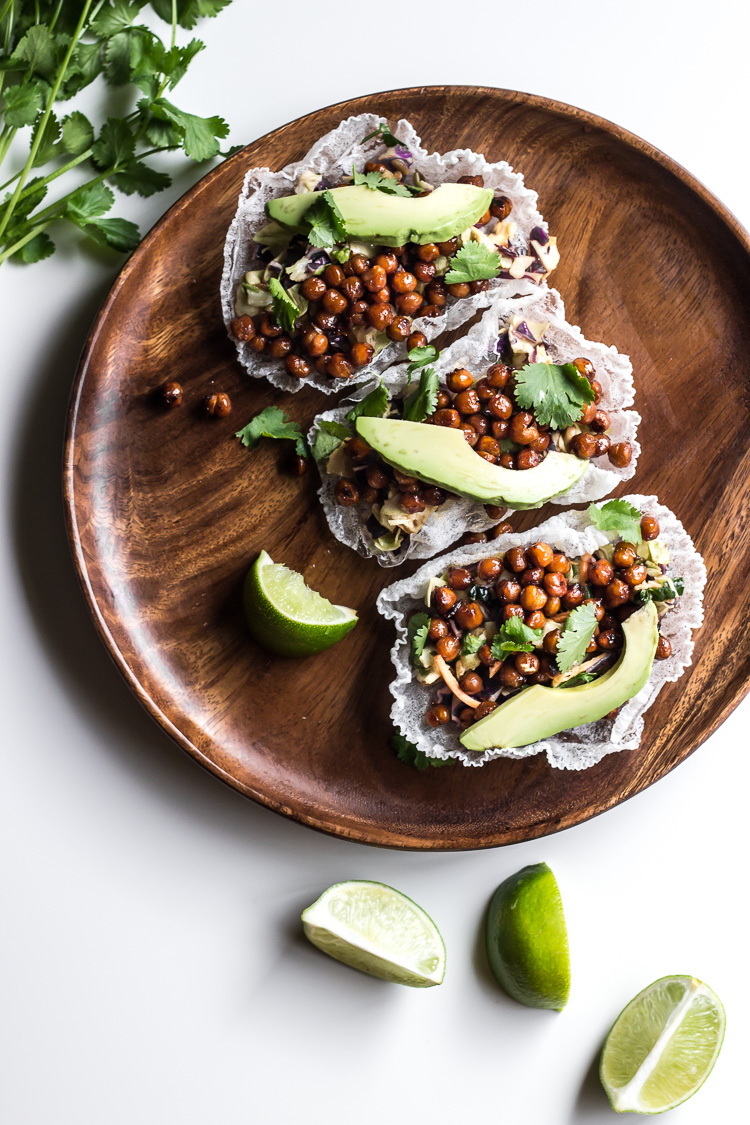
[{"left": 64, "top": 87, "right": 750, "bottom": 849}]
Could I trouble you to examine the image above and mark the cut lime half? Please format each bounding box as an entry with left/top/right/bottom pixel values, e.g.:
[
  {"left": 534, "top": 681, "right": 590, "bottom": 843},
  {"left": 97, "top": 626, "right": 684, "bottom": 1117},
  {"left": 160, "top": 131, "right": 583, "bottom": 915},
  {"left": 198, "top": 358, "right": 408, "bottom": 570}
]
[
  {"left": 301, "top": 880, "right": 445, "bottom": 987},
  {"left": 600, "top": 975, "right": 725, "bottom": 1114},
  {"left": 485, "top": 861, "right": 570, "bottom": 1010},
  {"left": 243, "top": 550, "right": 357, "bottom": 657}
]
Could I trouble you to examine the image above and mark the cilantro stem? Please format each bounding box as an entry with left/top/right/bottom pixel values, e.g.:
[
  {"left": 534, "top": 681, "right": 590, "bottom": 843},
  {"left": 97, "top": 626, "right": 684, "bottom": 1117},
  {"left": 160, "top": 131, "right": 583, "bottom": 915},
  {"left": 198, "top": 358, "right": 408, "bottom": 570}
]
[
  {"left": 0, "top": 0, "right": 14, "bottom": 25},
  {"left": 0, "top": 0, "right": 96, "bottom": 244},
  {"left": 171, "top": 0, "right": 178, "bottom": 50},
  {"left": 0, "top": 220, "right": 49, "bottom": 265}
]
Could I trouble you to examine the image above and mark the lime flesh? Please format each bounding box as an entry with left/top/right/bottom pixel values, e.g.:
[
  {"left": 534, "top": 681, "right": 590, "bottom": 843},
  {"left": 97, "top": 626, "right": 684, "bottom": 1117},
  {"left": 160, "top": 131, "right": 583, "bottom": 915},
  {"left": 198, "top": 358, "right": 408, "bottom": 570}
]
[
  {"left": 601, "top": 975, "right": 725, "bottom": 1114},
  {"left": 301, "top": 880, "right": 445, "bottom": 987},
  {"left": 485, "top": 862, "right": 570, "bottom": 1010},
  {"left": 243, "top": 550, "right": 357, "bottom": 657}
]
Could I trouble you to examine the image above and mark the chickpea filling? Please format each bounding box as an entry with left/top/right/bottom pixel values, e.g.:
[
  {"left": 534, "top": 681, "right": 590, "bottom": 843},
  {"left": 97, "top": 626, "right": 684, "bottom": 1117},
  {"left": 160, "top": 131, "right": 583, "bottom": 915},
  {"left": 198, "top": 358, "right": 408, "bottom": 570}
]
[
  {"left": 230, "top": 149, "right": 558, "bottom": 384},
  {"left": 327, "top": 338, "right": 632, "bottom": 551},
  {"left": 408, "top": 513, "right": 682, "bottom": 734}
]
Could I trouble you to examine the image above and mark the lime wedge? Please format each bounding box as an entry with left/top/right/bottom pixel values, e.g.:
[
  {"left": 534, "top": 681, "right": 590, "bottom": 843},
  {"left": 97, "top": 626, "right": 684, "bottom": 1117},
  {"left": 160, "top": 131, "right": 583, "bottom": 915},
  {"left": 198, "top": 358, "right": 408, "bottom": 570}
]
[
  {"left": 301, "top": 880, "right": 445, "bottom": 987},
  {"left": 600, "top": 975, "right": 725, "bottom": 1114},
  {"left": 243, "top": 550, "right": 357, "bottom": 657},
  {"left": 485, "top": 862, "right": 570, "bottom": 1010}
]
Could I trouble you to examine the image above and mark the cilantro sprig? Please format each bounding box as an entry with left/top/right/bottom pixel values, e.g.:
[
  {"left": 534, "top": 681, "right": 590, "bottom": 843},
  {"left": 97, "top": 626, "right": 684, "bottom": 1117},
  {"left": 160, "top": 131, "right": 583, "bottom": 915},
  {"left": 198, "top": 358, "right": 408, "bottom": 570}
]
[
  {"left": 403, "top": 365, "right": 440, "bottom": 422},
  {"left": 361, "top": 121, "right": 402, "bottom": 148},
  {"left": 310, "top": 419, "right": 350, "bottom": 461},
  {"left": 408, "top": 613, "right": 431, "bottom": 662},
  {"left": 513, "top": 362, "right": 595, "bottom": 430},
  {"left": 345, "top": 380, "right": 389, "bottom": 423},
  {"left": 588, "top": 500, "right": 642, "bottom": 545},
  {"left": 0, "top": 2, "right": 234, "bottom": 267},
  {"left": 392, "top": 733, "right": 450, "bottom": 770},
  {"left": 235, "top": 406, "right": 308, "bottom": 459},
  {"left": 268, "top": 278, "right": 304, "bottom": 333},
  {"left": 352, "top": 166, "right": 417, "bottom": 198},
  {"left": 444, "top": 242, "right": 500, "bottom": 285},
  {"left": 490, "top": 616, "right": 543, "bottom": 659},
  {"left": 555, "top": 602, "right": 599, "bottom": 674}
]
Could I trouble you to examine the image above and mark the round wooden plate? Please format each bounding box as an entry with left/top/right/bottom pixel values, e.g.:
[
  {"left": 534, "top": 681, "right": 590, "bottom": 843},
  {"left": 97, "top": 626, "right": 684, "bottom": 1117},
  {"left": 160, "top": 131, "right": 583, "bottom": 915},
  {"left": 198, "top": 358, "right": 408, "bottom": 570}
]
[{"left": 64, "top": 87, "right": 750, "bottom": 849}]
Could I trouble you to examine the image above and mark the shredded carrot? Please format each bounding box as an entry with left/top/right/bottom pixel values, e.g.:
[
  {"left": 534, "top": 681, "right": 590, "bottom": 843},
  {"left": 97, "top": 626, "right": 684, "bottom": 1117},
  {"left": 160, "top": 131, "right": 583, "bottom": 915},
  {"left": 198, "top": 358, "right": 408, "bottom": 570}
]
[
  {"left": 434, "top": 655, "right": 480, "bottom": 708},
  {"left": 488, "top": 661, "right": 502, "bottom": 678}
]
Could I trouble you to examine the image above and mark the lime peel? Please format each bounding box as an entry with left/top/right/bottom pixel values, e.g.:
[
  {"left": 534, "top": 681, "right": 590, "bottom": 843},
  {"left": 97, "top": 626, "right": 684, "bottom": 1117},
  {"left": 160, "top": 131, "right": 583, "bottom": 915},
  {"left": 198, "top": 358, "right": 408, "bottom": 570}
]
[
  {"left": 243, "top": 550, "right": 357, "bottom": 657},
  {"left": 301, "top": 880, "right": 445, "bottom": 988}
]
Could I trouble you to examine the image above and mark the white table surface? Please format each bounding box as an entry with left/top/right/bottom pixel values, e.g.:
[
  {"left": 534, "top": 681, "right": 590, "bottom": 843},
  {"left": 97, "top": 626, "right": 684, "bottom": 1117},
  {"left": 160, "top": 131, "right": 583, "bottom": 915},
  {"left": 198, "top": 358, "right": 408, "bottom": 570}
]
[{"left": 2, "top": 2, "right": 748, "bottom": 1122}]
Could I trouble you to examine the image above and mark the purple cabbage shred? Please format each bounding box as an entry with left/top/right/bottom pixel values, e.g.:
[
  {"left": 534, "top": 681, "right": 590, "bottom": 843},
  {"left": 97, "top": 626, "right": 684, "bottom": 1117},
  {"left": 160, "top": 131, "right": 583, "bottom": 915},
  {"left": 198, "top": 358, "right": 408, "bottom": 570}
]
[
  {"left": 394, "top": 145, "right": 413, "bottom": 165},
  {"left": 530, "top": 225, "right": 549, "bottom": 246}
]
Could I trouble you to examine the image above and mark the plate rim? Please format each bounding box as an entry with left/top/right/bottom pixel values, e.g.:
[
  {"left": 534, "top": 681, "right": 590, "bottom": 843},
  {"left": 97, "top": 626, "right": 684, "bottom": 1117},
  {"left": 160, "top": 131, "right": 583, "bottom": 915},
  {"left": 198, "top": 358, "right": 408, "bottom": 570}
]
[{"left": 63, "top": 85, "right": 750, "bottom": 849}]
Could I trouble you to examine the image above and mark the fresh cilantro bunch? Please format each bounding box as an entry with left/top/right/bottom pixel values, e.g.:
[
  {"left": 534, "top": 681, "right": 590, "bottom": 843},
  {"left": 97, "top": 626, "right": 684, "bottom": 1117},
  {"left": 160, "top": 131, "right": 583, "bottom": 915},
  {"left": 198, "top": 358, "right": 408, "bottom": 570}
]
[
  {"left": 514, "top": 361, "right": 595, "bottom": 430},
  {"left": 0, "top": 1, "right": 234, "bottom": 267}
]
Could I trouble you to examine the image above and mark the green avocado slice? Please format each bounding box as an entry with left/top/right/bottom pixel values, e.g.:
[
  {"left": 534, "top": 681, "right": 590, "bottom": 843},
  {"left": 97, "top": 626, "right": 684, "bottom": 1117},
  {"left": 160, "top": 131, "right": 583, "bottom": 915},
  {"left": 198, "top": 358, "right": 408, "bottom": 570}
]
[
  {"left": 266, "top": 183, "right": 493, "bottom": 246},
  {"left": 460, "top": 601, "right": 659, "bottom": 751},
  {"left": 355, "top": 417, "right": 588, "bottom": 508}
]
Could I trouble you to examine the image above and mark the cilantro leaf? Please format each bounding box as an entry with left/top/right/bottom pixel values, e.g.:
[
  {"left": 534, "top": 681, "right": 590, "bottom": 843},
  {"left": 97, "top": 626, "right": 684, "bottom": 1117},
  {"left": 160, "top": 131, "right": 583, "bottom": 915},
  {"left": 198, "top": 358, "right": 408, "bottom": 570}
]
[
  {"left": 7, "top": 26, "right": 57, "bottom": 80},
  {"left": 150, "top": 0, "right": 232, "bottom": 30},
  {"left": 91, "top": 2, "right": 146, "bottom": 37},
  {"left": 311, "top": 420, "right": 351, "bottom": 461},
  {"left": 361, "top": 121, "right": 401, "bottom": 147},
  {"left": 445, "top": 241, "right": 500, "bottom": 284},
  {"left": 392, "top": 733, "right": 449, "bottom": 770},
  {"left": 31, "top": 113, "right": 62, "bottom": 167},
  {"left": 407, "top": 344, "right": 439, "bottom": 369},
  {"left": 59, "top": 111, "right": 95, "bottom": 155},
  {"left": 352, "top": 167, "right": 384, "bottom": 190},
  {"left": 305, "top": 195, "right": 338, "bottom": 248},
  {"left": 110, "top": 161, "right": 172, "bottom": 196},
  {"left": 559, "top": 671, "right": 598, "bottom": 688},
  {"left": 587, "top": 500, "right": 642, "bottom": 545},
  {"left": 637, "top": 578, "right": 684, "bottom": 604},
  {"left": 490, "top": 616, "right": 542, "bottom": 659},
  {"left": 346, "top": 380, "right": 388, "bottom": 423},
  {"left": 403, "top": 366, "right": 440, "bottom": 422},
  {"left": 148, "top": 98, "right": 229, "bottom": 161},
  {"left": 235, "top": 406, "right": 308, "bottom": 458},
  {"left": 92, "top": 117, "right": 136, "bottom": 169},
  {"left": 514, "top": 362, "right": 595, "bottom": 430},
  {"left": 268, "top": 277, "right": 303, "bottom": 333},
  {"left": 322, "top": 189, "right": 347, "bottom": 240},
  {"left": 3, "top": 83, "right": 44, "bottom": 128},
  {"left": 352, "top": 167, "right": 414, "bottom": 197},
  {"left": 65, "top": 182, "right": 115, "bottom": 222},
  {"left": 408, "top": 612, "right": 431, "bottom": 662},
  {"left": 12, "top": 231, "right": 56, "bottom": 264},
  {"left": 462, "top": 633, "right": 484, "bottom": 656},
  {"left": 555, "top": 602, "right": 599, "bottom": 674},
  {"left": 79, "top": 216, "right": 141, "bottom": 252}
]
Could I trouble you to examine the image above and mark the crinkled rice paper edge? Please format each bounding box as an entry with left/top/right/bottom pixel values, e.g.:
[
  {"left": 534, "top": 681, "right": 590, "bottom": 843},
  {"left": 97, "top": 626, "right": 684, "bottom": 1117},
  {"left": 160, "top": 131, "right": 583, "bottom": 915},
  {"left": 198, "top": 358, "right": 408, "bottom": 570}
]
[
  {"left": 221, "top": 112, "right": 545, "bottom": 394},
  {"left": 376, "top": 495, "right": 706, "bottom": 769}
]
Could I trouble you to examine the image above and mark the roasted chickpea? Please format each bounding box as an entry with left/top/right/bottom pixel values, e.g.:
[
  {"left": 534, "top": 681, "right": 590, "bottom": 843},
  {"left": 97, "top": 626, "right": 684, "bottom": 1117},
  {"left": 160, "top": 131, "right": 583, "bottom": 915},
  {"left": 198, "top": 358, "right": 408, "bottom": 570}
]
[
  {"left": 529, "top": 431, "right": 551, "bottom": 454},
  {"left": 416, "top": 242, "right": 440, "bottom": 262},
  {"left": 460, "top": 423, "right": 479, "bottom": 446},
  {"left": 502, "top": 603, "right": 525, "bottom": 621},
  {"left": 327, "top": 354, "right": 353, "bottom": 379},
  {"left": 391, "top": 269, "right": 417, "bottom": 294},
  {"left": 458, "top": 174, "right": 485, "bottom": 187},
  {"left": 544, "top": 596, "right": 561, "bottom": 616},
  {"left": 584, "top": 598, "right": 606, "bottom": 622},
  {"left": 518, "top": 450, "right": 542, "bottom": 470},
  {"left": 436, "top": 635, "right": 460, "bottom": 661},
  {"left": 413, "top": 260, "right": 436, "bottom": 283},
  {"left": 509, "top": 412, "right": 539, "bottom": 445},
  {"left": 407, "top": 331, "right": 428, "bottom": 351},
  {"left": 422, "top": 486, "right": 446, "bottom": 507},
  {"left": 474, "top": 700, "right": 498, "bottom": 720},
  {"left": 477, "top": 557, "right": 502, "bottom": 582},
  {"left": 475, "top": 377, "right": 494, "bottom": 402},
  {"left": 543, "top": 630, "right": 560, "bottom": 654},
  {"left": 490, "top": 195, "right": 512, "bottom": 220},
  {"left": 345, "top": 301, "right": 368, "bottom": 327},
  {"left": 467, "top": 414, "right": 489, "bottom": 436},
  {"left": 268, "top": 336, "right": 293, "bottom": 359},
  {"left": 520, "top": 567, "right": 545, "bottom": 586},
  {"left": 640, "top": 515, "right": 660, "bottom": 541},
  {"left": 447, "top": 368, "right": 474, "bottom": 392},
  {"left": 437, "top": 238, "right": 459, "bottom": 255},
  {"left": 425, "top": 281, "right": 447, "bottom": 307},
  {"left": 656, "top": 635, "right": 672, "bottom": 660},
  {"left": 347, "top": 435, "right": 371, "bottom": 461},
  {"left": 349, "top": 254, "right": 369, "bottom": 276},
  {"left": 248, "top": 335, "right": 264, "bottom": 355},
  {"left": 589, "top": 559, "right": 614, "bottom": 587},
  {"left": 580, "top": 402, "right": 597, "bottom": 425},
  {"left": 597, "top": 629, "right": 622, "bottom": 650},
  {"left": 460, "top": 671, "right": 483, "bottom": 695},
  {"left": 608, "top": 442, "right": 633, "bottom": 468},
  {"left": 525, "top": 609, "right": 546, "bottom": 629},
  {"left": 286, "top": 354, "right": 311, "bottom": 379},
  {"left": 230, "top": 315, "right": 256, "bottom": 342},
  {"left": 571, "top": 431, "right": 599, "bottom": 459},
  {"left": 454, "top": 388, "right": 481, "bottom": 415},
  {"left": 478, "top": 644, "right": 495, "bottom": 666},
  {"left": 350, "top": 342, "right": 374, "bottom": 368},
  {"left": 374, "top": 252, "right": 398, "bottom": 274},
  {"left": 547, "top": 552, "right": 570, "bottom": 574},
  {"left": 563, "top": 583, "right": 585, "bottom": 609},
  {"left": 591, "top": 409, "right": 611, "bottom": 433},
  {"left": 448, "top": 566, "right": 473, "bottom": 590},
  {"left": 611, "top": 542, "right": 635, "bottom": 569},
  {"left": 334, "top": 478, "right": 359, "bottom": 506},
  {"left": 322, "top": 289, "right": 348, "bottom": 315},
  {"left": 515, "top": 651, "right": 539, "bottom": 676},
  {"left": 428, "top": 617, "right": 449, "bottom": 641},
  {"left": 590, "top": 379, "right": 603, "bottom": 404},
  {"left": 425, "top": 704, "right": 450, "bottom": 728},
  {"left": 496, "top": 578, "right": 521, "bottom": 602},
  {"left": 485, "top": 505, "right": 505, "bottom": 520},
  {"left": 366, "top": 303, "right": 395, "bottom": 330},
  {"left": 462, "top": 532, "right": 488, "bottom": 545},
  {"left": 433, "top": 407, "right": 461, "bottom": 428},
  {"left": 446, "top": 281, "right": 471, "bottom": 298},
  {"left": 400, "top": 492, "right": 425, "bottom": 514},
  {"left": 387, "top": 315, "right": 411, "bottom": 341},
  {"left": 455, "top": 601, "right": 484, "bottom": 630},
  {"left": 369, "top": 286, "right": 392, "bottom": 305},
  {"left": 432, "top": 586, "right": 457, "bottom": 616},
  {"left": 504, "top": 546, "right": 528, "bottom": 573},
  {"left": 459, "top": 707, "right": 476, "bottom": 724},
  {"left": 487, "top": 362, "right": 512, "bottom": 389},
  {"left": 604, "top": 578, "right": 630, "bottom": 607},
  {"left": 435, "top": 389, "right": 452, "bottom": 409},
  {"left": 258, "top": 313, "right": 282, "bottom": 338},
  {"left": 304, "top": 332, "right": 329, "bottom": 358},
  {"left": 499, "top": 663, "right": 526, "bottom": 689},
  {"left": 160, "top": 381, "right": 182, "bottom": 408},
  {"left": 520, "top": 585, "right": 547, "bottom": 612},
  {"left": 594, "top": 434, "right": 611, "bottom": 457},
  {"left": 393, "top": 469, "right": 420, "bottom": 492},
  {"left": 524, "top": 542, "right": 551, "bottom": 569},
  {"left": 488, "top": 393, "right": 513, "bottom": 420},
  {"left": 340, "top": 275, "right": 364, "bottom": 302},
  {"left": 572, "top": 356, "right": 595, "bottom": 380},
  {"left": 361, "top": 265, "right": 386, "bottom": 293},
  {"left": 491, "top": 419, "right": 509, "bottom": 440},
  {"left": 544, "top": 571, "right": 567, "bottom": 597},
  {"left": 395, "top": 292, "right": 424, "bottom": 315},
  {"left": 623, "top": 562, "right": 648, "bottom": 587},
  {"left": 476, "top": 435, "right": 502, "bottom": 458}
]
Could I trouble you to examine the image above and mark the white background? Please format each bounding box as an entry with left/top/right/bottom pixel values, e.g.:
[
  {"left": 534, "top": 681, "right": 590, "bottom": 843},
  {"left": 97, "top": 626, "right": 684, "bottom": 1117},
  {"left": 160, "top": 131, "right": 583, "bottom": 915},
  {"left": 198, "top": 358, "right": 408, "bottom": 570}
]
[{"left": 1, "top": 2, "right": 748, "bottom": 1122}]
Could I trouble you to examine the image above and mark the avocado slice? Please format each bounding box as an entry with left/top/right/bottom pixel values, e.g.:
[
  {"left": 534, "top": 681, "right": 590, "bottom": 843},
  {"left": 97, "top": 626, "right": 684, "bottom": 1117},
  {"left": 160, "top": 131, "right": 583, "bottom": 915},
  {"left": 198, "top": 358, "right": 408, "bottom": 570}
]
[
  {"left": 460, "top": 601, "right": 659, "bottom": 752},
  {"left": 355, "top": 417, "right": 588, "bottom": 508},
  {"left": 266, "top": 183, "right": 493, "bottom": 246}
]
